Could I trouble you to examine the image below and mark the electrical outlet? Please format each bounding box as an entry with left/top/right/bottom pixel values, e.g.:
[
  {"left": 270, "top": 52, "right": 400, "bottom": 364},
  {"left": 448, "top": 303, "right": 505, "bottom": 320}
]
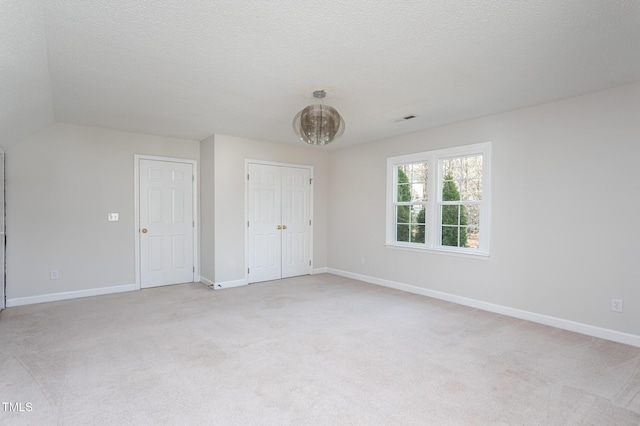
[
  {"left": 50, "top": 270, "right": 59, "bottom": 280},
  {"left": 611, "top": 299, "right": 623, "bottom": 313}
]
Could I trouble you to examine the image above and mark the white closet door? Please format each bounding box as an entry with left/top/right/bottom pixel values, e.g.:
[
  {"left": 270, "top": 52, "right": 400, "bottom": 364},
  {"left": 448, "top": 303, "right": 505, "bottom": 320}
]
[
  {"left": 247, "top": 163, "right": 311, "bottom": 284},
  {"left": 281, "top": 167, "right": 311, "bottom": 278}
]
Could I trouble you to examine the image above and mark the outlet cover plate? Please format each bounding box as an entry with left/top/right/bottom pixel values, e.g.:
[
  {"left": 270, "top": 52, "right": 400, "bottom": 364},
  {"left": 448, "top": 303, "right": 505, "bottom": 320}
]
[{"left": 611, "top": 299, "right": 623, "bottom": 313}]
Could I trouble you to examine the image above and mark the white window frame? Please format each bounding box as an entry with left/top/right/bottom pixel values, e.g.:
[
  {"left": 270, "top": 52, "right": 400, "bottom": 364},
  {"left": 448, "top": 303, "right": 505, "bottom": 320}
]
[{"left": 385, "top": 142, "right": 491, "bottom": 257}]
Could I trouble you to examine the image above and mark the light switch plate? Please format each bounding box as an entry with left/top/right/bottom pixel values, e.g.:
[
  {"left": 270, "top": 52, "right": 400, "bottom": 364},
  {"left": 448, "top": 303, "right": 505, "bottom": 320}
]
[{"left": 108, "top": 213, "right": 119, "bottom": 221}]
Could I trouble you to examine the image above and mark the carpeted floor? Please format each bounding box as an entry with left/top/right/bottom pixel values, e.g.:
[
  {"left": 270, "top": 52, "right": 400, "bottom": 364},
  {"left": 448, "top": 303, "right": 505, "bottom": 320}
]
[{"left": 1, "top": 273, "right": 639, "bottom": 425}]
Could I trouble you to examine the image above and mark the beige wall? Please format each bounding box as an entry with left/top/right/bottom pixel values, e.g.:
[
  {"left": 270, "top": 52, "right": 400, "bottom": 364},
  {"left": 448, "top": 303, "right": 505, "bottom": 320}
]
[
  {"left": 5, "top": 84, "right": 639, "bottom": 341},
  {"left": 6, "top": 123, "right": 199, "bottom": 301},
  {"left": 199, "top": 135, "right": 215, "bottom": 283},
  {"left": 212, "top": 135, "right": 329, "bottom": 285},
  {"left": 327, "top": 82, "right": 640, "bottom": 336}
]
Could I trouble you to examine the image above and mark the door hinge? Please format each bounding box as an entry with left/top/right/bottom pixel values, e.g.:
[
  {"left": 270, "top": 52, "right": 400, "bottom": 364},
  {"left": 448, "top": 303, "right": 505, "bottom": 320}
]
[
  {"left": 309, "top": 220, "right": 311, "bottom": 226},
  {"left": 193, "top": 221, "right": 195, "bottom": 227},
  {"left": 309, "top": 178, "right": 313, "bottom": 185},
  {"left": 193, "top": 266, "right": 195, "bottom": 273},
  {"left": 247, "top": 268, "right": 250, "bottom": 274},
  {"left": 192, "top": 175, "right": 195, "bottom": 182},
  {"left": 247, "top": 221, "right": 250, "bottom": 227},
  {"left": 309, "top": 260, "right": 311, "bottom": 266},
  {"left": 247, "top": 174, "right": 250, "bottom": 180}
]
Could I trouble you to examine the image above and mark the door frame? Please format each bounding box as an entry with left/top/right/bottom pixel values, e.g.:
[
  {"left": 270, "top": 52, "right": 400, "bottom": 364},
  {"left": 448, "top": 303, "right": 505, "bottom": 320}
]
[
  {"left": 244, "top": 159, "right": 314, "bottom": 284},
  {"left": 134, "top": 154, "right": 199, "bottom": 290},
  {"left": 0, "top": 152, "right": 4, "bottom": 310}
]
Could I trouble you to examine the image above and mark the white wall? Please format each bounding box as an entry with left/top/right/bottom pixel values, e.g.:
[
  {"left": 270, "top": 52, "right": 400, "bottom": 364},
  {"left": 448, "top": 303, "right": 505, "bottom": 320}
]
[
  {"left": 212, "top": 135, "right": 329, "bottom": 285},
  {"left": 199, "top": 135, "right": 215, "bottom": 284},
  {"left": 5, "top": 83, "right": 638, "bottom": 342},
  {"left": 6, "top": 123, "right": 199, "bottom": 302},
  {"left": 328, "top": 82, "right": 640, "bottom": 337}
]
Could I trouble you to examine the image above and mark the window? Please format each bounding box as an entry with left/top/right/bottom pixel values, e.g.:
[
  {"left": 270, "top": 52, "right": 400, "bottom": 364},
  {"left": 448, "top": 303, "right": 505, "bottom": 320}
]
[{"left": 386, "top": 142, "right": 491, "bottom": 256}]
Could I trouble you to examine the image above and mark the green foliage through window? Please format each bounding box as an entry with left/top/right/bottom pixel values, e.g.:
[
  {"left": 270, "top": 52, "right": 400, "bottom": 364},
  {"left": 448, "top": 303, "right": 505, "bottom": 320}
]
[
  {"left": 388, "top": 143, "right": 489, "bottom": 255},
  {"left": 441, "top": 173, "right": 468, "bottom": 247},
  {"left": 396, "top": 167, "right": 425, "bottom": 243}
]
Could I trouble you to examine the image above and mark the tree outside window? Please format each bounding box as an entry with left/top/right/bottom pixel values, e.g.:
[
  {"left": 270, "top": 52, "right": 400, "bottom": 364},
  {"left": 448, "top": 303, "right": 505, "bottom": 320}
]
[
  {"left": 387, "top": 142, "right": 490, "bottom": 256},
  {"left": 395, "top": 163, "right": 426, "bottom": 243}
]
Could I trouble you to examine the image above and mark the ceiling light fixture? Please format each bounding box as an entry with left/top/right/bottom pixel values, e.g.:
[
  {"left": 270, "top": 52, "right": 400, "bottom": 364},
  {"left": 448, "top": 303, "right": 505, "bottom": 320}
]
[{"left": 293, "top": 90, "right": 345, "bottom": 146}]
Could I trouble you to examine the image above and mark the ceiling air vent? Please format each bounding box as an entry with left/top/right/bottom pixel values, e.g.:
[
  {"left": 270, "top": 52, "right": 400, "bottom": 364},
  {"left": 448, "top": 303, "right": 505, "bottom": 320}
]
[{"left": 391, "top": 114, "right": 417, "bottom": 122}]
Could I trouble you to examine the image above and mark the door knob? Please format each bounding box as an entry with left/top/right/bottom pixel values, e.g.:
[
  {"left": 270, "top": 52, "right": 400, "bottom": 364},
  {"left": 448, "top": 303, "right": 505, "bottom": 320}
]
[
  {"left": 276, "top": 225, "right": 282, "bottom": 230},
  {"left": 282, "top": 225, "right": 287, "bottom": 230},
  {"left": 141, "top": 228, "right": 148, "bottom": 233}
]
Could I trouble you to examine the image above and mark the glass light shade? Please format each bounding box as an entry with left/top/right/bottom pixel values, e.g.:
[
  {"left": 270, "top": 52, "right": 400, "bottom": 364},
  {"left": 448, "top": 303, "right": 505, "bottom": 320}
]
[{"left": 293, "top": 104, "right": 345, "bottom": 146}]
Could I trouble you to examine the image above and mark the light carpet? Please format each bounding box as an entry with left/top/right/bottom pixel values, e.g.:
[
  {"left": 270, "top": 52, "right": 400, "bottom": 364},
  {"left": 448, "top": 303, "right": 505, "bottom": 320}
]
[{"left": 1, "top": 274, "right": 639, "bottom": 425}]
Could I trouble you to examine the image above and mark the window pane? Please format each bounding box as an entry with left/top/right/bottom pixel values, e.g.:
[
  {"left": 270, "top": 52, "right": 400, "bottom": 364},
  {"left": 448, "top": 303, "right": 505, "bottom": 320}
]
[
  {"left": 442, "top": 226, "right": 459, "bottom": 247},
  {"left": 442, "top": 179, "right": 461, "bottom": 201},
  {"left": 398, "top": 162, "right": 428, "bottom": 202},
  {"left": 411, "top": 183, "right": 426, "bottom": 202},
  {"left": 459, "top": 225, "right": 468, "bottom": 248},
  {"left": 410, "top": 206, "right": 419, "bottom": 223},
  {"left": 442, "top": 205, "right": 459, "bottom": 225},
  {"left": 462, "top": 179, "right": 482, "bottom": 201},
  {"left": 460, "top": 180, "right": 469, "bottom": 200},
  {"left": 398, "top": 164, "right": 411, "bottom": 176},
  {"left": 397, "top": 224, "right": 410, "bottom": 242},
  {"left": 415, "top": 206, "right": 425, "bottom": 224},
  {"left": 407, "top": 164, "right": 424, "bottom": 182},
  {"left": 441, "top": 158, "right": 462, "bottom": 180},
  {"left": 397, "top": 165, "right": 411, "bottom": 202},
  {"left": 396, "top": 206, "right": 410, "bottom": 224},
  {"left": 410, "top": 162, "right": 428, "bottom": 184},
  {"left": 397, "top": 183, "right": 411, "bottom": 202},
  {"left": 465, "top": 204, "right": 480, "bottom": 228},
  {"left": 466, "top": 226, "right": 479, "bottom": 249},
  {"left": 411, "top": 225, "right": 425, "bottom": 243},
  {"left": 462, "top": 155, "right": 483, "bottom": 179}
]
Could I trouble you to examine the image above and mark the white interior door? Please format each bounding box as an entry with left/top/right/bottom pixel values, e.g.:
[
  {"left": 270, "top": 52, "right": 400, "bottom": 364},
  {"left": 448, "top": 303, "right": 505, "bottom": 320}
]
[
  {"left": 248, "top": 164, "right": 282, "bottom": 283},
  {"left": 248, "top": 163, "right": 311, "bottom": 283},
  {"left": 139, "top": 159, "right": 194, "bottom": 288}
]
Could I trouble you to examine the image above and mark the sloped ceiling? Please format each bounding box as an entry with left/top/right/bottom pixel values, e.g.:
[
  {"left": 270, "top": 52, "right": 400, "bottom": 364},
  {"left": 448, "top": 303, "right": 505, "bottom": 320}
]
[
  {"left": 0, "top": 0, "right": 54, "bottom": 150},
  {"left": 2, "top": 0, "right": 640, "bottom": 150}
]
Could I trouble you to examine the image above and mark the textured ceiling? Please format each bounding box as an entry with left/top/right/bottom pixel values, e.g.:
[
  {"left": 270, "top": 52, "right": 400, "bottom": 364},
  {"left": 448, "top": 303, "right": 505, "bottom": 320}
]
[{"left": 2, "top": 0, "right": 640, "bottom": 150}]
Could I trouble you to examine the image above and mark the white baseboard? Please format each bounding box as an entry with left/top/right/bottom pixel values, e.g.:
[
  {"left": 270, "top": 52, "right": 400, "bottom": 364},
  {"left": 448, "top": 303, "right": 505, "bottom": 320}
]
[
  {"left": 6, "top": 284, "right": 137, "bottom": 307},
  {"left": 199, "top": 276, "right": 215, "bottom": 287},
  {"left": 212, "top": 278, "right": 247, "bottom": 290},
  {"left": 312, "top": 267, "right": 328, "bottom": 274},
  {"left": 327, "top": 268, "right": 640, "bottom": 348}
]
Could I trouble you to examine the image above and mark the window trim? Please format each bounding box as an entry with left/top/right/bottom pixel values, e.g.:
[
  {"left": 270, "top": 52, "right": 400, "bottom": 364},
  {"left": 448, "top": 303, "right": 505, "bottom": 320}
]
[{"left": 385, "top": 142, "right": 491, "bottom": 257}]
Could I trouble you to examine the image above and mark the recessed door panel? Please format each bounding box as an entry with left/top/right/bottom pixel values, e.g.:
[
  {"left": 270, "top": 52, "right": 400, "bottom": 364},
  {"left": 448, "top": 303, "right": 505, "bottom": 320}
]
[
  {"left": 172, "top": 235, "right": 185, "bottom": 270},
  {"left": 148, "top": 236, "right": 163, "bottom": 272},
  {"left": 172, "top": 189, "right": 185, "bottom": 223},
  {"left": 148, "top": 188, "right": 162, "bottom": 224}
]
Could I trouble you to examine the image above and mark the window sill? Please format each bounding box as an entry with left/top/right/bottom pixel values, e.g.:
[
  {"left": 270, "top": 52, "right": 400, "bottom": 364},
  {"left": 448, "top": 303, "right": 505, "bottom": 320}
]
[{"left": 384, "top": 243, "right": 490, "bottom": 259}]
